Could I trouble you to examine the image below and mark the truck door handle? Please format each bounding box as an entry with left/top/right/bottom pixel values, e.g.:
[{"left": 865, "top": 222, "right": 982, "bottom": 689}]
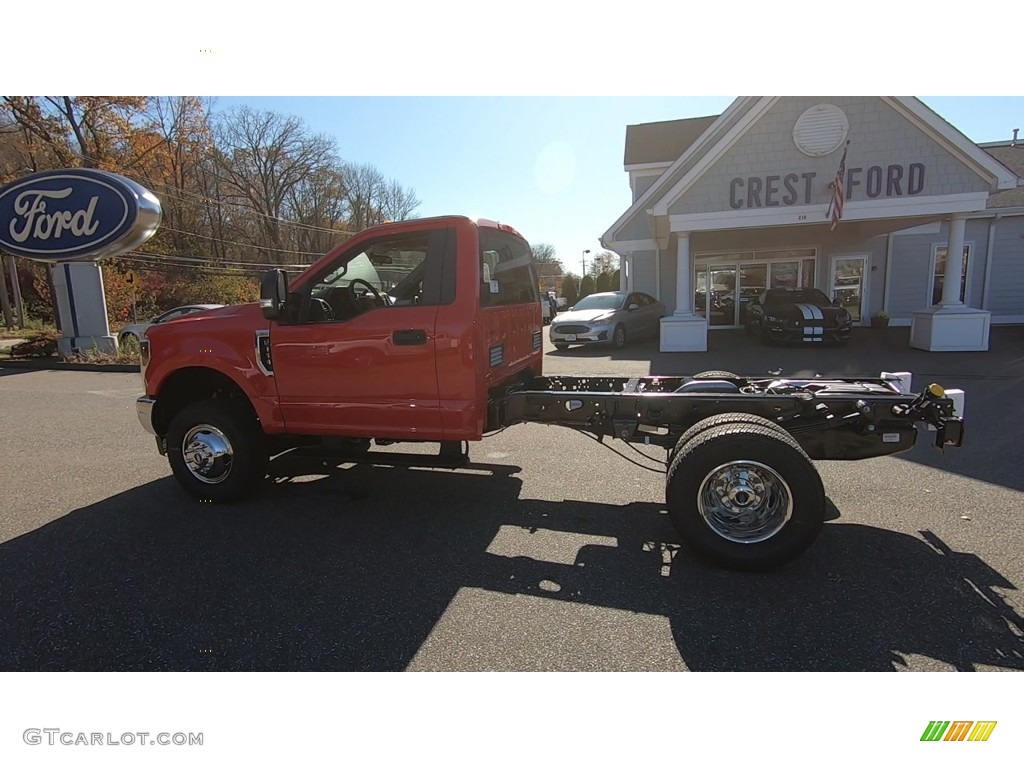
[{"left": 393, "top": 329, "right": 427, "bottom": 346}]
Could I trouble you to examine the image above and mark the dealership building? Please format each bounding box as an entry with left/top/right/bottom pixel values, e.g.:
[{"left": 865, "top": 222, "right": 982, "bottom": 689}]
[{"left": 603, "top": 96, "right": 1023, "bottom": 351}]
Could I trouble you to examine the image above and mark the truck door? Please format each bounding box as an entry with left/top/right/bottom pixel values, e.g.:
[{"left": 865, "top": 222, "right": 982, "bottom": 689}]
[{"left": 270, "top": 225, "right": 451, "bottom": 439}]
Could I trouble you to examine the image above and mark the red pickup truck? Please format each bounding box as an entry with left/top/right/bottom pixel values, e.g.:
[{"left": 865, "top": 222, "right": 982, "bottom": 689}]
[{"left": 136, "top": 215, "right": 964, "bottom": 570}]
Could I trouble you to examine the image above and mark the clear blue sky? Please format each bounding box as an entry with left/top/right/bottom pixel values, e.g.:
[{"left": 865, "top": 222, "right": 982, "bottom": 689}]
[{"left": 212, "top": 96, "right": 1023, "bottom": 276}]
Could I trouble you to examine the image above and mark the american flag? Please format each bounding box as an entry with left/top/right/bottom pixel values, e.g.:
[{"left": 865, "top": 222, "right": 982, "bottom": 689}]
[{"left": 827, "top": 141, "right": 850, "bottom": 231}]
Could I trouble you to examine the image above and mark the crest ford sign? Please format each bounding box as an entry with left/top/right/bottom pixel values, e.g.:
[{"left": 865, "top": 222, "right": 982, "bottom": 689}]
[{"left": 0, "top": 169, "right": 162, "bottom": 262}]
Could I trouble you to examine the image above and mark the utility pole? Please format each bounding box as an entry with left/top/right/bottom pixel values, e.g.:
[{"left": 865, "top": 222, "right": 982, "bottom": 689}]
[
  {"left": 0, "top": 253, "right": 14, "bottom": 329},
  {"left": 5, "top": 252, "right": 25, "bottom": 328}
]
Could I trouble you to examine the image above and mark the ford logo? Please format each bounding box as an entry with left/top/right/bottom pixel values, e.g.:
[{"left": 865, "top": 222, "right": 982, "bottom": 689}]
[{"left": 0, "top": 169, "right": 162, "bottom": 262}]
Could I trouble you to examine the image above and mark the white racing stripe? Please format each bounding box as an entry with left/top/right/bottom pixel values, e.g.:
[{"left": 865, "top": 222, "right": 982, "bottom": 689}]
[{"left": 795, "top": 303, "right": 824, "bottom": 342}]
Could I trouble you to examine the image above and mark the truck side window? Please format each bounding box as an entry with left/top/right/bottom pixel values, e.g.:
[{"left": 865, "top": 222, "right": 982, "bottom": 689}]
[
  {"left": 479, "top": 229, "right": 538, "bottom": 308},
  {"left": 301, "top": 229, "right": 450, "bottom": 323}
]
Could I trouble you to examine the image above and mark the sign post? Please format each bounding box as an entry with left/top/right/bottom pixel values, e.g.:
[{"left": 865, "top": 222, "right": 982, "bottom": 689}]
[
  {"left": 125, "top": 269, "right": 139, "bottom": 323},
  {"left": 0, "top": 169, "right": 161, "bottom": 358}
]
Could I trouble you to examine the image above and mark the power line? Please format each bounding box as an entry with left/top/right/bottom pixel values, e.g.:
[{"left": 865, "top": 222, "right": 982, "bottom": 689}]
[
  {"left": 118, "top": 249, "right": 312, "bottom": 271},
  {"left": 38, "top": 141, "right": 371, "bottom": 238},
  {"left": 148, "top": 179, "right": 360, "bottom": 237},
  {"left": 157, "top": 224, "right": 338, "bottom": 258},
  {"left": 114, "top": 255, "right": 267, "bottom": 278}
]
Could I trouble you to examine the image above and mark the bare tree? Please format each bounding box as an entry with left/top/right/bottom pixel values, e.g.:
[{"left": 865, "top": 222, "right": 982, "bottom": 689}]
[
  {"left": 284, "top": 163, "right": 350, "bottom": 255},
  {"left": 212, "top": 106, "right": 338, "bottom": 261},
  {"left": 378, "top": 178, "right": 421, "bottom": 223},
  {"left": 340, "top": 162, "right": 421, "bottom": 230},
  {"left": 530, "top": 243, "right": 560, "bottom": 265},
  {"left": 341, "top": 162, "right": 387, "bottom": 231}
]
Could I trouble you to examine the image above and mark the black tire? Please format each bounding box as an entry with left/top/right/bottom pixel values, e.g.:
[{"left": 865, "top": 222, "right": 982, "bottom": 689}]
[
  {"left": 612, "top": 324, "right": 627, "bottom": 349},
  {"left": 670, "top": 411, "right": 785, "bottom": 458},
  {"left": 692, "top": 370, "right": 739, "bottom": 379},
  {"left": 665, "top": 422, "right": 825, "bottom": 571},
  {"left": 554, "top": 343, "right": 570, "bottom": 351},
  {"left": 166, "top": 399, "right": 268, "bottom": 503}
]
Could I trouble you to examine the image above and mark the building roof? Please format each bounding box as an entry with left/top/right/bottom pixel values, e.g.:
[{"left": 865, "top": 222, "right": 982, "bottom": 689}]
[
  {"left": 983, "top": 145, "right": 1024, "bottom": 208},
  {"left": 623, "top": 115, "right": 719, "bottom": 166}
]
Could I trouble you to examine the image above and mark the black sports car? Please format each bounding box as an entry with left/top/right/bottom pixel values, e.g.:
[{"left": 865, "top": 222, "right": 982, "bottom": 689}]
[{"left": 744, "top": 287, "right": 853, "bottom": 344}]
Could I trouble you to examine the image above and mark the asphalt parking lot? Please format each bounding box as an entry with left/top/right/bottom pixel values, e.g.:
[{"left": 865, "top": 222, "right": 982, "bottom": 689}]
[{"left": 1, "top": 326, "right": 1022, "bottom": 671}]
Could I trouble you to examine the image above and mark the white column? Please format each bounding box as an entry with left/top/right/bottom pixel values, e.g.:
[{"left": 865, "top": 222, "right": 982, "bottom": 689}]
[
  {"left": 619, "top": 256, "right": 629, "bottom": 291},
  {"left": 939, "top": 214, "right": 967, "bottom": 306},
  {"left": 659, "top": 231, "right": 707, "bottom": 352},
  {"left": 909, "top": 212, "right": 990, "bottom": 352},
  {"left": 674, "top": 232, "right": 693, "bottom": 315}
]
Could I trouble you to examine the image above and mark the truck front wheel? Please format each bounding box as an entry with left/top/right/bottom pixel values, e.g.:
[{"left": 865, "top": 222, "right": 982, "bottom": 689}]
[
  {"left": 166, "top": 399, "right": 268, "bottom": 503},
  {"left": 665, "top": 422, "right": 825, "bottom": 570}
]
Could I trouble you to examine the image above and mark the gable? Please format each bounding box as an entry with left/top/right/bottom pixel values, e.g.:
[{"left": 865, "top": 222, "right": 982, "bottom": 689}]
[
  {"left": 664, "top": 97, "right": 994, "bottom": 217},
  {"left": 606, "top": 97, "right": 757, "bottom": 244}
]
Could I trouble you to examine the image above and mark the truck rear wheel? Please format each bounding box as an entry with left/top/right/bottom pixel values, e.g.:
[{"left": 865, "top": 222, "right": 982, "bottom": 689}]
[
  {"left": 669, "top": 412, "right": 786, "bottom": 465},
  {"left": 665, "top": 422, "right": 825, "bottom": 570},
  {"left": 166, "top": 399, "right": 268, "bottom": 503}
]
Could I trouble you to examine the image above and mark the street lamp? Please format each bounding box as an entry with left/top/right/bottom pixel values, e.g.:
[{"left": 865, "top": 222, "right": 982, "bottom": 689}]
[{"left": 582, "top": 249, "right": 591, "bottom": 278}]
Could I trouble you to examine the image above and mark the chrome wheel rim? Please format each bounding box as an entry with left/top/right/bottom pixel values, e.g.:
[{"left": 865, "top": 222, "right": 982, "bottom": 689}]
[
  {"left": 182, "top": 423, "right": 234, "bottom": 484},
  {"left": 614, "top": 327, "right": 625, "bottom": 346},
  {"left": 697, "top": 460, "right": 792, "bottom": 543}
]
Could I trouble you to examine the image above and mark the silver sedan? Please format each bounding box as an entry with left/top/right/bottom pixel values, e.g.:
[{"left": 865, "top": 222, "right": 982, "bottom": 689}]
[{"left": 549, "top": 291, "right": 665, "bottom": 350}]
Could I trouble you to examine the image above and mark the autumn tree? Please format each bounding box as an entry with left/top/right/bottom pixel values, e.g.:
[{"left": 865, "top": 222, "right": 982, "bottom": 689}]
[{"left": 0, "top": 96, "right": 426, "bottom": 324}]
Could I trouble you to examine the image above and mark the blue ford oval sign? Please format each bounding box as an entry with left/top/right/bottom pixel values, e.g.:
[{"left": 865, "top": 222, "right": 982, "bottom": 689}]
[{"left": 0, "top": 169, "right": 162, "bottom": 262}]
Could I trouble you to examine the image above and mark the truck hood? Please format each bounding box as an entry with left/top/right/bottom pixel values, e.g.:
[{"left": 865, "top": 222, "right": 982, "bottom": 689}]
[{"left": 144, "top": 302, "right": 267, "bottom": 340}]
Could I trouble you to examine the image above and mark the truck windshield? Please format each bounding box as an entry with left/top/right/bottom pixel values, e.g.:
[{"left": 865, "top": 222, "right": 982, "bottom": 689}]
[{"left": 479, "top": 228, "right": 538, "bottom": 307}]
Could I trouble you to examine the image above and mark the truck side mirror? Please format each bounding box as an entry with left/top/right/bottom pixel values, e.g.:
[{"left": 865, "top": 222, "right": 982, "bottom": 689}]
[{"left": 260, "top": 269, "right": 289, "bottom": 319}]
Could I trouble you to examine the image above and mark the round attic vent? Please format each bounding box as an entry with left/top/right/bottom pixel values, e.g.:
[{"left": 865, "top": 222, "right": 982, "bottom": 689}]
[{"left": 793, "top": 104, "right": 849, "bottom": 157}]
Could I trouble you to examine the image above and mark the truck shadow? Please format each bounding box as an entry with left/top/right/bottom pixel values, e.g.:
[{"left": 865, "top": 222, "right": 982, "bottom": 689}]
[{"left": 1, "top": 457, "right": 1020, "bottom": 671}]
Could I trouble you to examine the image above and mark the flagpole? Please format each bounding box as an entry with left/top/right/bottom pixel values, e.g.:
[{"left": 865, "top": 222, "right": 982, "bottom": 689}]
[{"left": 825, "top": 140, "right": 851, "bottom": 226}]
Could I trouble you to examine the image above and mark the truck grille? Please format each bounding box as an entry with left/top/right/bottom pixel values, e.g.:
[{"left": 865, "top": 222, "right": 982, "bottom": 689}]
[
  {"left": 489, "top": 345, "right": 504, "bottom": 367},
  {"left": 553, "top": 324, "right": 590, "bottom": 334}
]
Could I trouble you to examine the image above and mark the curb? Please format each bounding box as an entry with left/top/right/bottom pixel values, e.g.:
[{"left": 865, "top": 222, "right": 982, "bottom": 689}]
[{"left": 0, "top": 359, "right": 140, "bottom": 373}]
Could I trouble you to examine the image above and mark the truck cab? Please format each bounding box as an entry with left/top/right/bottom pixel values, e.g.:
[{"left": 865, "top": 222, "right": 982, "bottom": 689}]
[{"left": 138, "top": 216, "right": 544, "bottom": 500}]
